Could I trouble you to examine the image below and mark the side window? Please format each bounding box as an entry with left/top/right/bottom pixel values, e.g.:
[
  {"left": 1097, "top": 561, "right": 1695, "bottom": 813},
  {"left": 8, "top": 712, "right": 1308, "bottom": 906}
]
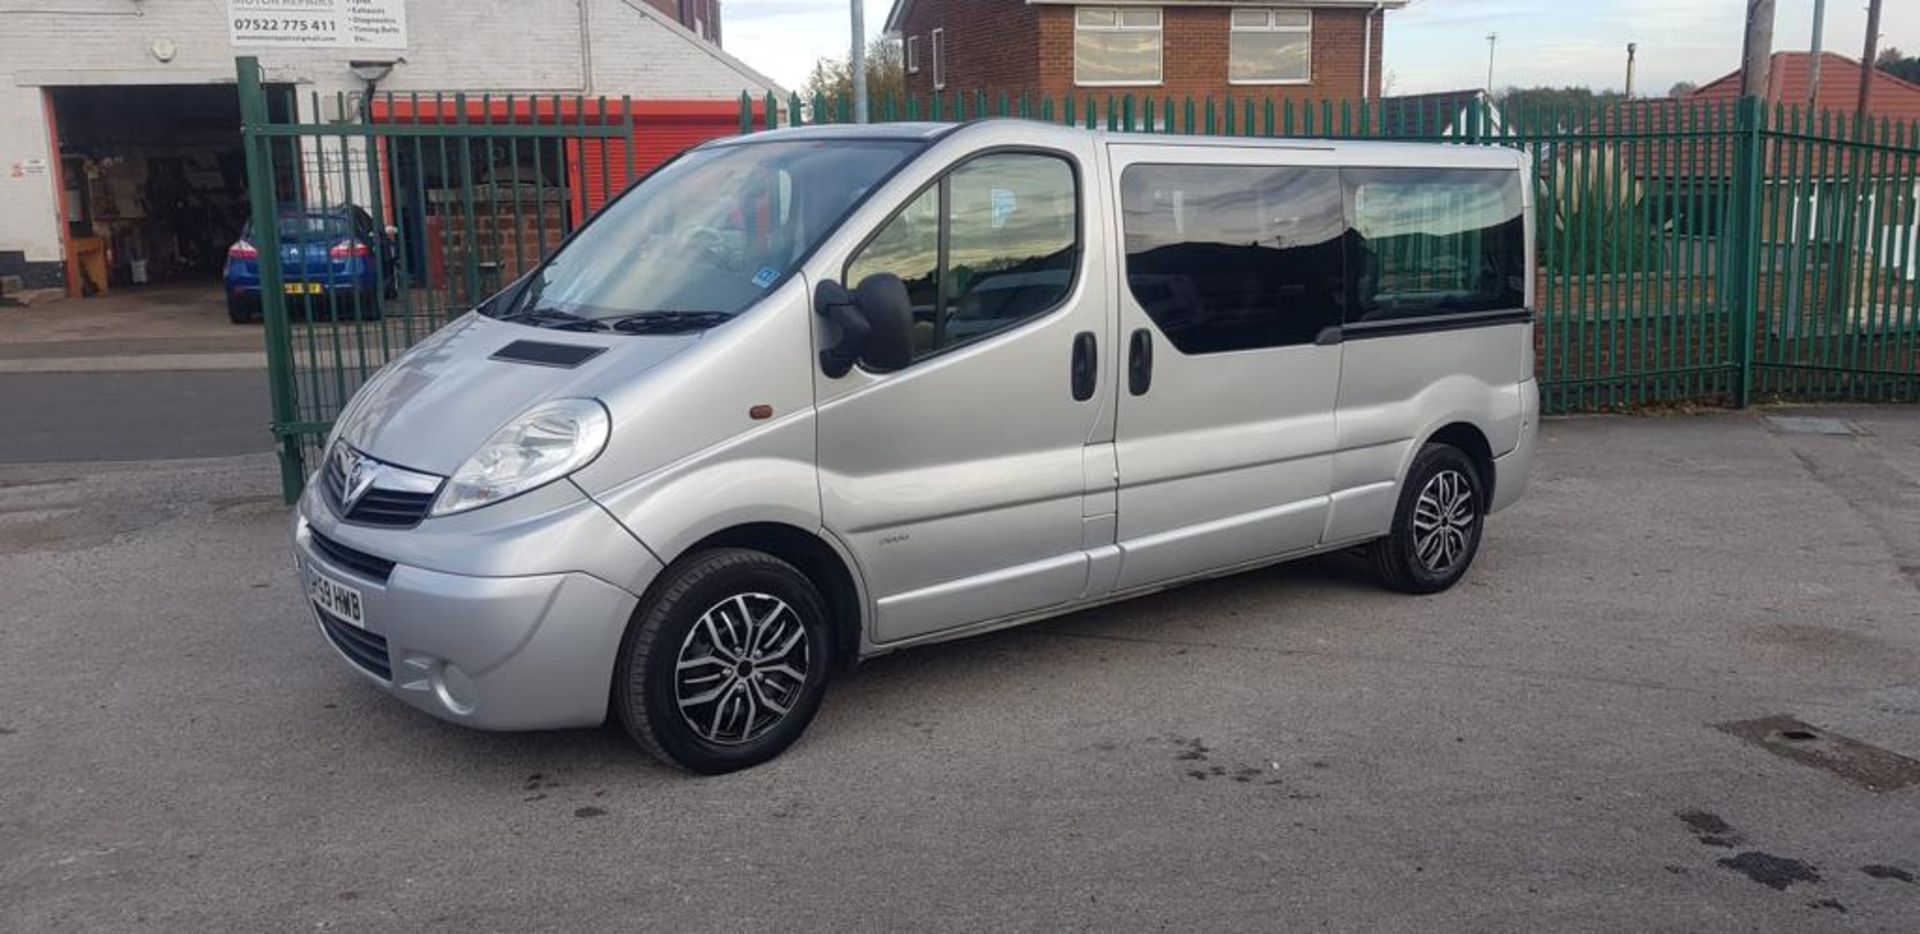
[
  {"left": 1121, "top": 164, "right": 1346, "bottom": 354},
  {"left": 1344, "top": 167, "right": 1525, "bottom": 323},
  {"left": 846, "top": 186, "right": 940, "bottom": 339},
  {"left": 847, "top": 152, "right": 1080, "bottom": 363}
]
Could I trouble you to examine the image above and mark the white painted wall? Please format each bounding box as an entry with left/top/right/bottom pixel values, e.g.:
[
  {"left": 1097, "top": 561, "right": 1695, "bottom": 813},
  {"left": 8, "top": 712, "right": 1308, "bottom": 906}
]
[
  {"left": 0, "top": 0, "right": 782, "bottom": 270},
  {"left": 0, "top": 83, "right": 61, "bottom": 265}
]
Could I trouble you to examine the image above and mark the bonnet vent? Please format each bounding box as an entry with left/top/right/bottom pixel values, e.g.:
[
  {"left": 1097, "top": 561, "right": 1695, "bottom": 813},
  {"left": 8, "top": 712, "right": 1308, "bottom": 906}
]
[{"left": 489, "top": 340, "right": 607, "bottom": 368}]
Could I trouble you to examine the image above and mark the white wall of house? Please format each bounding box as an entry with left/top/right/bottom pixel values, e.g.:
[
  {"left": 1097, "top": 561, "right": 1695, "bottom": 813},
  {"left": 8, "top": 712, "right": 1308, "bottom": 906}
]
[{"left": 0, "top": 0, "right": 779, "bottom": 280}]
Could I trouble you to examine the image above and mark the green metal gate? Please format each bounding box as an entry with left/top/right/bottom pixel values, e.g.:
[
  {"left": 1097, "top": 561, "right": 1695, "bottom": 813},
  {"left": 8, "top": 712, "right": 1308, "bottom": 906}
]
[
  {"left": 243, "top": 54, "right": 1920, "bottom": 499},
  {"left": 237, "top": 56, "right": 635, "bottom": 501}
]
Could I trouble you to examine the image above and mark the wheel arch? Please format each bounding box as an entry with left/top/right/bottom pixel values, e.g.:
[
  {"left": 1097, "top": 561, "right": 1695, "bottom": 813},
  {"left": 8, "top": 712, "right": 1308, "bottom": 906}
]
[
  {"left": 1424, "top": 421, "right": 1496, "bottom": 505},
  {"left": 660, "top": 522, "right": 867, "bottom": 670}
]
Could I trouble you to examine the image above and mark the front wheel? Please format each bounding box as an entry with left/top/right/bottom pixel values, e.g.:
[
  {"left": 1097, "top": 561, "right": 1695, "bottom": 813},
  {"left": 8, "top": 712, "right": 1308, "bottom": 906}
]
[
  {"left": 1370, "top": 443, "right": 1486, "bottom": 594},
  {"left": 613, "top": 548, "right": 832, "bottom": 774}
]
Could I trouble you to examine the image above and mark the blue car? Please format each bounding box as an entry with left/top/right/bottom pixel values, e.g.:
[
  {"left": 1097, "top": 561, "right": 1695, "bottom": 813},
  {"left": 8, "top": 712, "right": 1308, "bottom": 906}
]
[{"left": 224, "top": 206, "right": 395, "bottom": 324}]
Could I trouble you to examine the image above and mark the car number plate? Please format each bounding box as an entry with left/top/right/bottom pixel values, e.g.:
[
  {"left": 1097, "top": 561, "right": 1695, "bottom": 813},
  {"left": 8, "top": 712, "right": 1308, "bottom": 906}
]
[
  {"left": 310, "top": 567, "right": 366, "bottom": 628},
  {"left": 284, "top": 282, "right": 324, "bottom": 295}
]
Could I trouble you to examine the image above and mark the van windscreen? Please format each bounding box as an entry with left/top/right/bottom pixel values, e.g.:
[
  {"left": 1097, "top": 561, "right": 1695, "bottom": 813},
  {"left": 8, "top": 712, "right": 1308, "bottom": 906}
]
[{"left": 486, "top": 139, "right": 920, "bottom": 332}]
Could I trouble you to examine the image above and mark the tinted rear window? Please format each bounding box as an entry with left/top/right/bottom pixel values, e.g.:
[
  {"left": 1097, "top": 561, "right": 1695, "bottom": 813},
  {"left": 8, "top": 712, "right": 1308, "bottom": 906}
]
[
  {"left": 1121, "top": 163, "right": 1347, "bottom": 354},
  {"left": 1346, "top": 167, "right": 1525, "bottom": 323},
  {"left": 249, "top": 214, "right": 353, "bottom": 242},
  {"left": 1119, "top": 161, "right": 1526, "bottom": 353}
]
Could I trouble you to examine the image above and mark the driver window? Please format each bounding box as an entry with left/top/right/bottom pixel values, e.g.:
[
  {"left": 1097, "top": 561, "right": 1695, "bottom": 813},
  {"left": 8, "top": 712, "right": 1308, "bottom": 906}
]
[
  {"left": 845, "top": 152, "right": 1079, "bottom": 363},
  {"left": 846, "top": 186, "right": 940, "bottom": 354}
]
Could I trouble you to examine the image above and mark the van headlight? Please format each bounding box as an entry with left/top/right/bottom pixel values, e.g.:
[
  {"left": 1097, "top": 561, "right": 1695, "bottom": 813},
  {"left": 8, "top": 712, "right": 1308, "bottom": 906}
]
[{"left": 431, "top": 398, "right": 611, "bottom": 517}]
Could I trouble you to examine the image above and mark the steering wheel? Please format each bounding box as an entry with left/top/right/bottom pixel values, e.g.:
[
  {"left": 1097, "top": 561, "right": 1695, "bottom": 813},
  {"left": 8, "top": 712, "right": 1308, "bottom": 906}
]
[{"left": 675, "top": 225, "right": 736, "bottom": 271}]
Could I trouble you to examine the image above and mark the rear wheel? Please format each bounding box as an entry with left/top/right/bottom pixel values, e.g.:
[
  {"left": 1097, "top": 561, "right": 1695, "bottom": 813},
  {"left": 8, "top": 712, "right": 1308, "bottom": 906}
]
[
  {"left": 1369, "top": 443, "right": 1485, "bottom": 594},
  {"left": 354, "top": 288, "right": 385, "bottom": 321},
  {"left": 226, "top": 294, "right": 257, "bottom": 324},
  {"left": 613, "top": 548, "right": 832, "bottom": 774}
]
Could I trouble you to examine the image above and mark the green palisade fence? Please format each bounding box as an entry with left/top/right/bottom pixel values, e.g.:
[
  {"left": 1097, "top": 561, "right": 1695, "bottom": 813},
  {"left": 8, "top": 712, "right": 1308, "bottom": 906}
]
[
  {"left": 239, "top": 51, "right": 1920, "bottom": 499},
  {"left": 739, "top": 90, "right": 1920, "bottom": 414}
]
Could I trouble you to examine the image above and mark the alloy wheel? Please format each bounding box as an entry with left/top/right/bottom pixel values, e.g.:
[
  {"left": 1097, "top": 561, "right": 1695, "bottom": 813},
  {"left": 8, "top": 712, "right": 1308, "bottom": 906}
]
[
  {"left": 673, "top": 592, "right": 811, "bottom": 745},
  {"left": 1412, "top": 468, "right": 1476, "bottom": 573}
]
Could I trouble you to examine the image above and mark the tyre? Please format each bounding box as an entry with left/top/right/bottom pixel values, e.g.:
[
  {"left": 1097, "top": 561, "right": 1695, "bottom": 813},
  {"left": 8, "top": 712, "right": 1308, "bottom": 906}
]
[
  {"left": 1369, "top": 443, "right": 1486, "bottom": 594},
  {"left": 613, "top": 548, "right": 832, "bottom": 774},
  {"left": 226, "top": 294, "right": 257, "bottom": 324}
]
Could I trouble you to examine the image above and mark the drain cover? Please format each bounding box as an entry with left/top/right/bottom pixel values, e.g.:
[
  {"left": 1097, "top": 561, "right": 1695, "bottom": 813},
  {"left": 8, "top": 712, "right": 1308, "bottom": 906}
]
[
  {"left": 1716, "top": 715, "right": 1920, "bottom": 792},
  {"left": 1762, "top": 415, "right": 1863, "bottom": 436}
]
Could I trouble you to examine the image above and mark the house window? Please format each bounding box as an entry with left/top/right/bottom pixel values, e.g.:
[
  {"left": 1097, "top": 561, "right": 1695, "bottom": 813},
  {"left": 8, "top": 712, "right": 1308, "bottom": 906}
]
[
  {"left": 1074, "top": 7, "right": 1162, "bottom": 86},
  {"left": 1229, "top": 8, "right": 1312, "bottom": 84},
  {"left": 931, "top": 28, "right": 946, "bottom": 90},
  {"left": 907, "top": 35, "right": 920, "bottom": 74}
]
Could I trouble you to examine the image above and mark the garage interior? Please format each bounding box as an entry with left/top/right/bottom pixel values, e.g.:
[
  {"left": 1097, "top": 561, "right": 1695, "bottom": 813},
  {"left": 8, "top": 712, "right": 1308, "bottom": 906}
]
[{"left": 48, "top": 84, "right": 288, "bottom": 296}]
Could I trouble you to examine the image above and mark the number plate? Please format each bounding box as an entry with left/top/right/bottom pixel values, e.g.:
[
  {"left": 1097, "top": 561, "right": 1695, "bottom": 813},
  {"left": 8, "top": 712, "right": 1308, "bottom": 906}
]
[
  {"left": 284, "top": 282, "right": 324, "bottom": 295},
  {"left": 309, "top": 567, "right": 366, "bottom": 628}
]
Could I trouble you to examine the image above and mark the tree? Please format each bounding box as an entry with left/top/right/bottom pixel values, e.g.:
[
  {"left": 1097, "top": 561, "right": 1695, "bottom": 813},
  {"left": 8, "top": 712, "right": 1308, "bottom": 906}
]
[
  {"left": 801, "top": 37, "right": 906, "bottom": 111},
  {"left": 1667, "top": 81, "right": 1698, "bottom": 98},
  {"left": 1545, "top": 148, "right": 1662, "bottom": 277},
  {"left": 1877, "top": 48, "right": 1920, "bottom": 85},
  {"left": 1497, "top": 87, "right": 1630, "bottom": 126}
]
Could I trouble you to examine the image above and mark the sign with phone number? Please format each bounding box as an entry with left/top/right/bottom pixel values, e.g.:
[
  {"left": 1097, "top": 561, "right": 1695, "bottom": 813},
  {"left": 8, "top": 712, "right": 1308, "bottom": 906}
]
[{"left": 228, "top": 0, "right": 407, "bottom": 49}]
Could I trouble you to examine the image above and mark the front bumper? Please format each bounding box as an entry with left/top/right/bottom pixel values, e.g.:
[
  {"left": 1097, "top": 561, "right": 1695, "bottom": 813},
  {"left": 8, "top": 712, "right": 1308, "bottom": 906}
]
[{"left": 291, "top": 482, "right": 660, "bottom": 731}]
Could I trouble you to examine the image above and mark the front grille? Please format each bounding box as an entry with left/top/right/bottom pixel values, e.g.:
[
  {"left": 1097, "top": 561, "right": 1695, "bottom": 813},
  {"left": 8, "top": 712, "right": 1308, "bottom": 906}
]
[
  {"left": 324, "top": 443, "right": 349, "bottom": 496},
  {"left": 316, "top": 607, "right": 392, "bottom": 680},
  {"left": 343, "top": 488, "right": 437, "bottom": 526},
  {"left": 309, "top": 529, "right": 396, "bottom": 582},
  {"left": 324, "top": 444, "right": 440, "bottom": 528}
]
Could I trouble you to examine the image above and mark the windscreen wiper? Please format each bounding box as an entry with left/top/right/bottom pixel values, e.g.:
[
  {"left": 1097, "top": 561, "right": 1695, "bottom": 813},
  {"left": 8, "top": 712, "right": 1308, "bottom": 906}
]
[
  {"left": 608, "top": 311, "right": 736, "bottom": 334},
  {"left": 498, "top": 308, "right": 610, "bottom": 332}
]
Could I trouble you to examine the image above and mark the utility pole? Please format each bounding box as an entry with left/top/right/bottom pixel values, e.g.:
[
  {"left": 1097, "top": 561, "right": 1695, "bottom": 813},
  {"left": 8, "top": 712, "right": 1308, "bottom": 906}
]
[
  {"left": 851, "top": 0, "right": 869, "bottom": 123},
  {"left": 1625, "top": 43, "right": 1638, "bottom": 97},
  {"left": 1808, "top": 0, "right": 1826, "bottom": 104},
  {"left": 1858, "top": 0, "right": 1882, "bottom": 120},
  {"left": 1738, "top": 0, "right": 1775, "bottom": 98},
  {"left": 1485, "top": 32, "right": 1498, "bottom": 94}
]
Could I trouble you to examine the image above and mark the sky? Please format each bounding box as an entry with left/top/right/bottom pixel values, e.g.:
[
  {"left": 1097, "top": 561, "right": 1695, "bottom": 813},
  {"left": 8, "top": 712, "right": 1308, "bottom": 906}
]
[{"left": 724, "top": 0, "right": 1919, "bottom": 97}]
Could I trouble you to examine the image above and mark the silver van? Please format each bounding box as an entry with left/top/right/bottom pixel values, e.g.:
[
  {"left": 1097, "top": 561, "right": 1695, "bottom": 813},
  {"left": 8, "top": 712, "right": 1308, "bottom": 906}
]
[{"left": 293, "top": 120, "right": 1538, "bottom": 773}]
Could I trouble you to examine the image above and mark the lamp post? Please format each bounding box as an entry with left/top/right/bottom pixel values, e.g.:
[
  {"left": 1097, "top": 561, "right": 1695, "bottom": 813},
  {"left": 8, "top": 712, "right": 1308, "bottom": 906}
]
[
  {"left": 1808, "top": 0, "right": 1826, "bottom": 104},
  {"left": 851, "top": 0, "right": 869, "bottom": 123},
  {"left": 1485, "top": 32, "right": 1498, "bottom": 94}
]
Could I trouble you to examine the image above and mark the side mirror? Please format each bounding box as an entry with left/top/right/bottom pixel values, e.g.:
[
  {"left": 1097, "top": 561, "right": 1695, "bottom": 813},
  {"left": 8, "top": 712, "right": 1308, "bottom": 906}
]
[
  {"left": 851, "top": 274, "right": 913, "bottom": 372},
  {"left": 814, "top": 280, "right": 869, "bottom": 378}
]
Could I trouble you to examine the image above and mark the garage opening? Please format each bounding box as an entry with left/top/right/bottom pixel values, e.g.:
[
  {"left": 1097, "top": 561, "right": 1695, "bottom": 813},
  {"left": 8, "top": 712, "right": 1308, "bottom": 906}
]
[{"left": 48, "top": 84, "right": 290, "bottom": 299}]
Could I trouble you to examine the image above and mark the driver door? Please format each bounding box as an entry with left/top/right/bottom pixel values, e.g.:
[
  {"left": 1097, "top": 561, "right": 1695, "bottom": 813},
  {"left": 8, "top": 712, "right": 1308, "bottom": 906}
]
[{"left": 813, "top": 144, "right": 1117, "bottom": 644}]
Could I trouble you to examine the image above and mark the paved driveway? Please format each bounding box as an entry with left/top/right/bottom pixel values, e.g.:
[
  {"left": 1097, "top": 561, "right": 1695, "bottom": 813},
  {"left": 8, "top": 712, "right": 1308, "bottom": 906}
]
[{"left": 2, "top": 409, "right": 1917, "bottom": 932}]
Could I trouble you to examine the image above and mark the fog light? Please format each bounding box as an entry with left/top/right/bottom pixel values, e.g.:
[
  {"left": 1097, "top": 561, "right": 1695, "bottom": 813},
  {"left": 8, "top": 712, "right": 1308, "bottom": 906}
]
[{"left": 431, "top": 662, "right": 476, "bottom": 715}]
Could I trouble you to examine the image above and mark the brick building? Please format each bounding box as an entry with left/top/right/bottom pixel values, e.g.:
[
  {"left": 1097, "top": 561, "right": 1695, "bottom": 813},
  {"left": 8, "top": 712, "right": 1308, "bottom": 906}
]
[
  {"left": 642, "top": 0, "right": 725, "bottom": 46},
  {"left": 885, "top": 0, "right": 1405, "bottom": 104}
]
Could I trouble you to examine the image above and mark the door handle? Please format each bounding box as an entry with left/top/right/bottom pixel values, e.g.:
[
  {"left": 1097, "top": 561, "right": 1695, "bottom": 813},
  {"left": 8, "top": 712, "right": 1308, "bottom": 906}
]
[
  {"left": 1070, "top": 331, "right": 1097, "bottom": 402},
  {"left": 1127, "top": 328, "right": 1153, "bottom": 396}
]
